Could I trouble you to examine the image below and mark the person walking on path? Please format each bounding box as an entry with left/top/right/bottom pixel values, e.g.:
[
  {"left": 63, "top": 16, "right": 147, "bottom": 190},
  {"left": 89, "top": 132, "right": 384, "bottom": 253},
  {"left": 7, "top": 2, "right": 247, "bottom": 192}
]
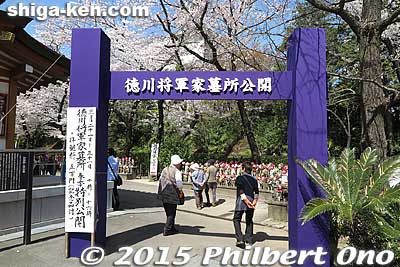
[
  {"left": 205, "top": 159, "right": 218, "bottom": 207},
  {"left": 157, "top": 155, "right": 184, "bottom": 236},
  {"left": 190, "top": 163, "right": 206, "bottom": 210},
  {"left": 233, "top": 162, "right": 259, "bottom": 249},
  {"left": 107, "top": 148, "right": 120, "bottom": 211}
]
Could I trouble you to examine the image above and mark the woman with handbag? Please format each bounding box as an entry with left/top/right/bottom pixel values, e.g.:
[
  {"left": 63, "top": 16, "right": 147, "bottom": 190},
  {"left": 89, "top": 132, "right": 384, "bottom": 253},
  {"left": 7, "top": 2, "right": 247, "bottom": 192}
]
[
  {"left": 107, "top": 148, "right": 120, "bottom": 211},
  {"left": 157, "top": 155, "right": 184, "bottom": 236}
]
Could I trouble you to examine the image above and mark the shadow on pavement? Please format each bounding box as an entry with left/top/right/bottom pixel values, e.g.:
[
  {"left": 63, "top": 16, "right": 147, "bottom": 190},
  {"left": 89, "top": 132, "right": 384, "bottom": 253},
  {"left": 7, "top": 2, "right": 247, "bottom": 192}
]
[
  {"left": 105, "top": 223, "right": 287, "bottom": 255},
  {"left": 118, "top": 189, "right": 194, "bottom": 210},
  {"left": 254, "top": 232, "right": 288, "bottom": 242},
  {"left": 215, "top": 199, "right": 226, "bottom": 206},
  {"left": 179, "top": 226, "right": 287, "bottom": 243},
  {"left": 118, "top": 189, "right": 163, "bottom": 210},
  {"left": 105, "top": 223, "right": 164, "bottom": 255},
  {"left": 108, "top": 187, "right": 286, "bottom": 252}
]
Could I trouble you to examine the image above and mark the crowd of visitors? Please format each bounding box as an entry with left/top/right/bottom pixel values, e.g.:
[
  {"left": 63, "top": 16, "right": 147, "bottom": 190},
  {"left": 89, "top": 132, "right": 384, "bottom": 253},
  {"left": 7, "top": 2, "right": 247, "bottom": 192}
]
[
  {"left": 108, "top": 152, "right": 288, "bottom": 248},
  {"left": 157, "top": 155, "right": 260, "bottom": 249},
  {"left": 115, "top": 156, "right": 288, "bottom": 193},
  {"left": 115, "top": 156, "right": 289, "bottom": 203}
]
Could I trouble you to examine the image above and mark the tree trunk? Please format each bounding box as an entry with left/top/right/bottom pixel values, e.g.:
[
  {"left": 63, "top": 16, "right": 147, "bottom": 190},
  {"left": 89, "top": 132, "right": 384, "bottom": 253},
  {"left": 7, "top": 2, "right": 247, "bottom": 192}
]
[
  {"left": 359, "top": 0, "right": 387, "bottom": 158},
  {"left": 183, "top": 111, "right": 200, "bottom": 139},
  {"left": 57, "top": 86, "right": 68, "bottom": 137},
  {"left": 328, "top": 213, "right": 340, "bottom": 267},
  {"left": 222, "top": 131, "right": 244, "bottom": 161},
  {"left": 385, "top": 111, "right": 393, "bottom": 156},
  {"left": 236, "top": 100, "right": 261, "bottom": 163},
  {"left": 21, "top": 116, "right": 31, "bottom": 148},
  {"left": 157, "top": 100, "right": 164, "bottom": 145}
]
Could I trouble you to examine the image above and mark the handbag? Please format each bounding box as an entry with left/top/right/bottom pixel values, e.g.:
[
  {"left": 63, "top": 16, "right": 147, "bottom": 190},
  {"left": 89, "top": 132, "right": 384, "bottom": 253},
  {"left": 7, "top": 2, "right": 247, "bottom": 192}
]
[
  {"left": 107, "top": 160, "right": 123, "bottom": 186},
  {"left": 116, "top": 174, "right": 123, "bottom": 186},
  {"left": 177, "top": 189, "right": 185, "bottom": 205}
]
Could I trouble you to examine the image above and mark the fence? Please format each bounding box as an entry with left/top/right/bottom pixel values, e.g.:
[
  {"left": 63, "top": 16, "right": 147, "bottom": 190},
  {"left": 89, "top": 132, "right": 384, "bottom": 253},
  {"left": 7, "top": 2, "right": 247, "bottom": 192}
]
[{"left": 0, "top": 150, "right": 65, "bottom": 245}]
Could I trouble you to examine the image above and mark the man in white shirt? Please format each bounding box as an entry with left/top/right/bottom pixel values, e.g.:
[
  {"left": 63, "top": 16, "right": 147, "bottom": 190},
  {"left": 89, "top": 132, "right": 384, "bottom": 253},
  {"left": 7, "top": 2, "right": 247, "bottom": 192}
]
[{"left": 157, "top": 155, "right": 183, "bottom": 236}]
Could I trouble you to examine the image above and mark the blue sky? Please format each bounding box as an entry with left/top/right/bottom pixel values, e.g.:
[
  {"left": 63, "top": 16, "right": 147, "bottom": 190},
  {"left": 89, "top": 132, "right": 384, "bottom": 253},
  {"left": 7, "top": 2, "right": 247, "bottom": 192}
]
[{"left": 0, "top": 0, "right": 69, "bottom": 34}]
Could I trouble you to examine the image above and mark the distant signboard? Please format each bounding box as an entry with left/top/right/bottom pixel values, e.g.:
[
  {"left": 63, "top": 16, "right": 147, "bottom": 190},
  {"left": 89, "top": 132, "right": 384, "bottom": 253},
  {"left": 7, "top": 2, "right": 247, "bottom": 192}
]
[
  {"left": 65, "top": 107, "right": 96, "bottom": 233},
  {"left": 149, "top": 143, "right": 159, "bottom": 176}
]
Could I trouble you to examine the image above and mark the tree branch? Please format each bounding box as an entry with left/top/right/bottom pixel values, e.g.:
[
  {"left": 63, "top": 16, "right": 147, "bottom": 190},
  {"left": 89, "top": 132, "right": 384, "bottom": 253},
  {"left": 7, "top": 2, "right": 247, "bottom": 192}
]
[
  {"left": 157, "top": 0, "right": 185, "bottom": 69},
  {"left": 178, "top": 0, "right": 225, "bottom": 71},
  {"left": 327, "top": 108, "right": 350, "bottom": 136},
  {"left": 379, "top": 8, "right": 400, "bottom": 33},
  {"left": 328, "top": 72, "right": 399, "bottom": 95},
  {"left": 306, "top": 0, "right": 360, "bottom": 37}
]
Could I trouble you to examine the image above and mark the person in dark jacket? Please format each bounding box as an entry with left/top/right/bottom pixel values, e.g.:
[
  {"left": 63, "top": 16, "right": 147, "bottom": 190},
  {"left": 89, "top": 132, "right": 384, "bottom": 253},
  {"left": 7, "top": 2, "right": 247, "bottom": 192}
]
[
  {"left": 233, "top": 162, "right": 259, "bottom": 249},
  {"left": 157, "top": 155, "right": 183, "bottom": 236}
]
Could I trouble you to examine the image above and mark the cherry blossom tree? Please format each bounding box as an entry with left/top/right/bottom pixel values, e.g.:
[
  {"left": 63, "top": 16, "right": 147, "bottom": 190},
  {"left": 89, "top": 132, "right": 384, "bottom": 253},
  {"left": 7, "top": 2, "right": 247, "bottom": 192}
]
[
  {"left": 24, "top": 0, "right": 293, "bottom": 162},
  {"left": 15, "top": 81, "right": 69, "bottom": 147},
  {"left": 19, "top": 0, "right": 174, "bottom": 149},
  {"left": 156, "top": 0, "right": 293, "bottom": 163},
  {"left": 17, "top": 1, "right": 299, "bottom": 162}
]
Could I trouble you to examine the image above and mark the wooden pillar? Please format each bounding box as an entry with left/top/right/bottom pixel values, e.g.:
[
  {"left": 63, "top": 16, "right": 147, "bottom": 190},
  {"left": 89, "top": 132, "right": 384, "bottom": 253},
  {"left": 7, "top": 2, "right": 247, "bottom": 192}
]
[{"left": 6, "top": 78, "right": 17, "bottom": 149}]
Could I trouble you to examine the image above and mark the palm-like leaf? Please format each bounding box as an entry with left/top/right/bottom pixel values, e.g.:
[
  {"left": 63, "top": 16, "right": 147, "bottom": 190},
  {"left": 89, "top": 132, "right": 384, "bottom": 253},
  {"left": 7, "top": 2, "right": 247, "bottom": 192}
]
[
  {"left": 300, "top": 198, "right": 337, "bottom": 224},
  {"left": 298, "top": 147, "right": 400, "bottom": 244},
  {"left": 389, "top": 175, "right": 400, "bottom": 187},
  {"left": 296, "top": 159, "right": 335, "bottom": 198},
  {"left": 336, "top": 148, "right": 358, "bottom": 221},
  {"left": 372, "top": 213, "right": 400, "bottom": 239},
  {"left": 369, "top": 155, "right": 400, "bottom": 197},
  {"left": 365, "top": 186, "right": 400, "bottom": 211},
  {"left": 353, "top": 148, "right": 378, "bottom": 201}
]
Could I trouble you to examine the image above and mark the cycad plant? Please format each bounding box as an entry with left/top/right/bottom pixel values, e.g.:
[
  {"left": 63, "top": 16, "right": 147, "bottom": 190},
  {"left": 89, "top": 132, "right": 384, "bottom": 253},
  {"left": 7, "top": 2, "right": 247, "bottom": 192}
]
[{"left": 297, "top": 148, "right": 400, "bottom": 260}]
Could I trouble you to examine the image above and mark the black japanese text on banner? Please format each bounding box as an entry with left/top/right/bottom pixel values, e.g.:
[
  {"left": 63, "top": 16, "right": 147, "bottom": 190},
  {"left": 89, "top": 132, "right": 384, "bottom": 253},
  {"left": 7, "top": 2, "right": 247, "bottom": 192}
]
[{"left": 65, "top": 107, "right": 96, "bottom": 233}]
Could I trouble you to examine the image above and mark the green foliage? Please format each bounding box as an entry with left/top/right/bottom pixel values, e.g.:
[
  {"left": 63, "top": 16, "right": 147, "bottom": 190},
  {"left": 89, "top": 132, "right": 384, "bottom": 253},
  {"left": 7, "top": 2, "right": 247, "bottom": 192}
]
[
  {"left": 135, "top": 100, "right": 290, "bottom": 174},
  {"left": 189, "top": 111, "right": 241, "bottom": 160},
  {"left": 158, "top": 124, "right": 191, "bottom": 169},
  {"left": 251, "top": 101, "right": 287, "bottom": 162},
  {"left": 16, "top": 126, "right": 61, "bottom": 149},
  {"left": 298, "top": 147, "right": 400, "bottom": 263},
  {"left": 108, "top": 100, "right": 157, "bottom": 157}
]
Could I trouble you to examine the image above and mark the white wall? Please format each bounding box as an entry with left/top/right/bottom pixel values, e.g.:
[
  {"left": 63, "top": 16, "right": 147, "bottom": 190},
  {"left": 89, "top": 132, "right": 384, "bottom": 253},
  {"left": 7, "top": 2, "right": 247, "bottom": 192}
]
[
  {"left": 0, "top": 79, "right": 9, "bottom": 150},
  {"left": 0, "top": 181, "right": 114, "bottom": 235}
]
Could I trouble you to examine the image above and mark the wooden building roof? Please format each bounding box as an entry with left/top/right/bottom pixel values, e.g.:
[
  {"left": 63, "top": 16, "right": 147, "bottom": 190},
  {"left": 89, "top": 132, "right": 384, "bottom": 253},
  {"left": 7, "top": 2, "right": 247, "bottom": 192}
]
[{"left": 0, "top": 10, "right": 70, "bottom": 93}]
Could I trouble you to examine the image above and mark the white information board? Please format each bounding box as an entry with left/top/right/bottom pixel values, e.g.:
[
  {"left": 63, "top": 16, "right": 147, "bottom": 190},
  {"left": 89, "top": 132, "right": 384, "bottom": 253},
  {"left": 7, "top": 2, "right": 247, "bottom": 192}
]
[
  {"left": 149, "top": 143, "right": 159, "bottom": 176},
  {"left": 65, "top": 107, "right": 96, "bottom": 233}
]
